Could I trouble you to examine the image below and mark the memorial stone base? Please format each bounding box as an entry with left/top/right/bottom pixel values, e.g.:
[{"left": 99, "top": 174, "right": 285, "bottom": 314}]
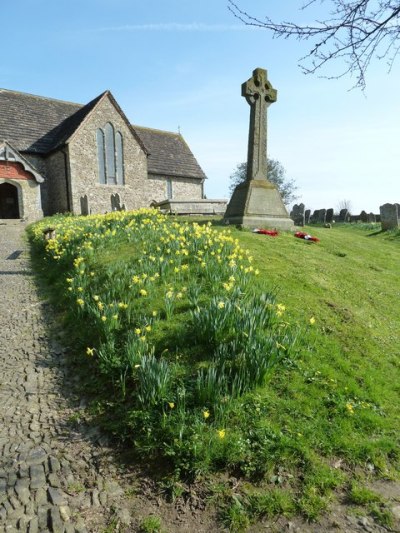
[{"left": 224, "top": 180, "right": 294, "bottom": 230}]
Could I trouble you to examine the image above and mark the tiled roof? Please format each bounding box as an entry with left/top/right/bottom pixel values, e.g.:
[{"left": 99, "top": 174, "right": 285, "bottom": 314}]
[
  {"left": 0, "top": 89, "right": 104, "bottom": 154},
  {"left": 133, "top": 126, "right": 206, "bottom": 180},
  {"left": 0, "top": 90, "right": 207, "bottom": 181}
]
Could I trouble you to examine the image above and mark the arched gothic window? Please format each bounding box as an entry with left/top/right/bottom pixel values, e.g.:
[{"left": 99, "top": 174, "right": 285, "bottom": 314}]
[
  {"left": 115, "top": 131, "right": 124, "bottom": 185},
  {"left": 96, "top": 129, "right": 106, "bottom": 184},
  {"left": 97, "top": 123, "right": 124, "bottom": 185}
]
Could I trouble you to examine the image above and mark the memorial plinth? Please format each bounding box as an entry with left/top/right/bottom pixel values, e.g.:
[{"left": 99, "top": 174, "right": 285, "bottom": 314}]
[{"left": 224, "top": 68, "right": 294, "bottom": 230}]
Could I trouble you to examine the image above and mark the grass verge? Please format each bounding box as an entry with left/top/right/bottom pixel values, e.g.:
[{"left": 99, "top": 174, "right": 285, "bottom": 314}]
[{"left": 27, "top": 212, "right": 400, "bottom": 527}]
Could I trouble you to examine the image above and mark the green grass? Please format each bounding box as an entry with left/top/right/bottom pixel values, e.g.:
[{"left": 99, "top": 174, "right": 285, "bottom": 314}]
[
  {"left": 27, "top": 214, "right": 400, "bottom": 527},
  {"left": 236, "top": 224, "right": 399, "bottom": 466},
  {"left": 139, "top": 515, "right": 163, "bottom": 533}
]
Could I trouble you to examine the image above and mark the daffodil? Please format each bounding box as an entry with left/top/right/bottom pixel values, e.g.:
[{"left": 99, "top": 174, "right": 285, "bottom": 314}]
[{"left": 203, "top": 410, "right": 210, "bottom": 419}]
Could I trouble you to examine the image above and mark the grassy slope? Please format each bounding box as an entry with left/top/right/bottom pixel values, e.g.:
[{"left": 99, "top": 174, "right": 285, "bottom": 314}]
[
  {"left": 234, "top": 224, "right": 400, "bottom": 465},
  {"left": 96, "top": 220, "right": 400, "bottom": 499},
  {"left": 28, "top": 218, "right": 400, "bottom": 527}
]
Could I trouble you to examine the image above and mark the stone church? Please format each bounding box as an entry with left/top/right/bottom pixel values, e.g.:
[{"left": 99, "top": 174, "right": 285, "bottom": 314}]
[{"left": 0, "top": 89, "right": 207, "bottom": 221}]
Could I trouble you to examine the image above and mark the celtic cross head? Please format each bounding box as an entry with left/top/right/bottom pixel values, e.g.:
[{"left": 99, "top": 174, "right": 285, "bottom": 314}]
[{"left": 242, "top": 68, "right": 277, "bottom": 106}]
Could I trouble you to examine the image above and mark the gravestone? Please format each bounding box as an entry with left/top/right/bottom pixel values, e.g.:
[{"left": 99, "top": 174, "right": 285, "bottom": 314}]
[
  {"left": 360, "top": 210, "right": 368, "bottom": 222},
  {"left": 80, "top": 195, "right": 89, "bottom": 216},
  {"left": 111, "top": 193, "right": 122, "bottom": 211},
  {"left": 339, "top": 209, "right": 350, "bottom": 222},
  {"left": 326, "top": 208, "right": 334, "bottom": 224},
  {"left": 318, "top": 209, "right": 327, "bottom": 224},
  {"left": 224, "top": 68, "right": 294, "bottom": 230},
  {"left": 304, "top": 209, "right": 311, "bottom": 224},
  {"left": 380, "top": 203, "right": 399, "bottom": 230},
  {"left": 367, "top": 213, "right": 376, "bottom": 223},
  {"left": 290, "top": 203, "right": 305, "bottom": 226},
  {"left": 310, "top": 210, "right": 319, "bottom": 223}
]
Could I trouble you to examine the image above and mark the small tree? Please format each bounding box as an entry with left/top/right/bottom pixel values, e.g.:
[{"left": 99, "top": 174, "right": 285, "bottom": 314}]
[
  {"left": 229, "top": 159, "right": 299, "bottom": 205},
  {"left": 336, "top": 199, "right": 353, "bottom": 215}
]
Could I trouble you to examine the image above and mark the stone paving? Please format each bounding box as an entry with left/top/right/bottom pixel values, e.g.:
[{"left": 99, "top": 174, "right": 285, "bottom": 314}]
[{"left": 0, "top": 222, "right": 131, "bottom": 532}]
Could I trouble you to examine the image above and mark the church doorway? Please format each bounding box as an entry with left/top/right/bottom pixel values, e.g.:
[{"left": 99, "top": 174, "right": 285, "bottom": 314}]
[{"left": 0, "top": 183, "right": 20, "bottom": 218}]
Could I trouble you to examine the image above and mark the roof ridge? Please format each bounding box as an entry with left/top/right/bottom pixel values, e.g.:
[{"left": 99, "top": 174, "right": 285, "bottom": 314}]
[
  {"left": 0, "top": 88, "right": 84, "bottom": 107},
  {"left": 133, "top": 125, "right": 180, "bottom": 137}
]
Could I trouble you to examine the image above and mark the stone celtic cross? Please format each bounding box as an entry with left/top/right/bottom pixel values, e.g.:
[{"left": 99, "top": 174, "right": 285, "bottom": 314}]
[{"left": 242, "top": 68, "right": 277, "bottom": 181}]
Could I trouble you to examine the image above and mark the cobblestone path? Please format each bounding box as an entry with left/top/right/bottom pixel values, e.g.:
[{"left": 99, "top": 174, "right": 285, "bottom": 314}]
[{"left": 0, "top": 223, "right": 132, "bottom": 532}]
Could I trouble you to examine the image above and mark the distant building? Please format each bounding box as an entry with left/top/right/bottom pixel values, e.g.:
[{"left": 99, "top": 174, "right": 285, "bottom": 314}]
[{"left": 0, "top": 89, "right": 206, "bottom": 220}]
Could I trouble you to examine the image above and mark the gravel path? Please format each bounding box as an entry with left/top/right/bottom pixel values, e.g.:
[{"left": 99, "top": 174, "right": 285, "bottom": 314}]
[{"left": 0, "top": 222, "right": 131, "bottom": 532}]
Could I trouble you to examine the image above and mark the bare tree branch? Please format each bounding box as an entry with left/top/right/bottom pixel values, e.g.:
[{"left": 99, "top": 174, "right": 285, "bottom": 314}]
[{"left": 227, "top": 0, "right": 400, "bottom": 89}]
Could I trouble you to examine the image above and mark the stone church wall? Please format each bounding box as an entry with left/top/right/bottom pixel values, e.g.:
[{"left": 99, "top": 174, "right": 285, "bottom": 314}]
[
  {"left": 172, "top": 177, "right": 203, "bottom": 199},
  {"left": 0, "top": 166, "right": 42, "bottom": 221},
  {"left": 68, "top": 95, "right": 148, "bottom": 215},
  {"left": 44, "top": 150, "right": 70, "bottom": 215},
  {"left": 146, "top": 174, "right": 203, "bottom": 203},
  {"left": 22, "top": 154, "right": 50, "bottom": 216},
  {"left": 19, "top": 179, "right": 43, "bottom": 220}
]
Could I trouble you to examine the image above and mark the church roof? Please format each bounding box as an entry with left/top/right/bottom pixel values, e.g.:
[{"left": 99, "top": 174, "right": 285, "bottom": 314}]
[
  {"left": 133, "top": 126, "right": 206, "bottom": 180},
  {"left": 0, "top": 89, "right": 106, "bottom": 154},
  {"left": 0, "top": 89, "right": 206, "bottom": 180}
]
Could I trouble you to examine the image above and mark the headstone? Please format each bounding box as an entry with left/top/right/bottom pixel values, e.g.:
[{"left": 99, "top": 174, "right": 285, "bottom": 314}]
[
  {"left": 111, "top": 193, "right": 122, "bottom": 211},
  {"left": 326, "top": 208, "right": 334, "bottom": 223},
  {"left": 304, "top": 209, "right": 311, "bottom": 224},
  {"left": 310, "top": 210, "right": 319, "bottom": 223},
  {"left": 367, "top": 213, "right": 376, "bottom": 223},
  {"left": 290, "top": 203, "right": 305, "bottom": 226},
  {"left": 339, "top": 209, "right": 349, "bottom": 222},
  {"left": 360, "top": 210, "right": 368, "bottom": 222},
  {"left": 380, "top": 203, "right": 399, "bottom": 230},
  {"left": 80, "top": 195, "right": 89, "bottom": 216},
  {"left": 318, "top": 209, "right": 327, "bottom": 224},
  {"left": 224, "top": 68, "right": 294, "bottom": 230}
]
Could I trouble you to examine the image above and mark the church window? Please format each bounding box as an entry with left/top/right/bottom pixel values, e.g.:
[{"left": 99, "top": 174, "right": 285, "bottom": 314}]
[
  {"left": 166, "top": 178, "right": 173, "bottom": 199},
  {"left": 97, "top": 129, "right": 106, "bottom": 184},
  {"left": 105, "top": 123, "right": 116, "bottom": 184},
  {"left": 97, "top": 123, "right": 125, "bottom": 185},
  {"left": 115, "top": 131, "right": 124, "bottom": 185}
]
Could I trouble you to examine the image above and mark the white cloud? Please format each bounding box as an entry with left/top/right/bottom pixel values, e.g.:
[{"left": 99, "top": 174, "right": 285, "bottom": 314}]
[{"left": 90, "top": 23, "right": 255, "bottom": 33}]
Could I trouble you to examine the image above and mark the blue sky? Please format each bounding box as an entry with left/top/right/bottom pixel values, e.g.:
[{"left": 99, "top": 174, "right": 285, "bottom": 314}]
[{"left": 4, "top": 0, "right": 399, "bottom": 213}]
